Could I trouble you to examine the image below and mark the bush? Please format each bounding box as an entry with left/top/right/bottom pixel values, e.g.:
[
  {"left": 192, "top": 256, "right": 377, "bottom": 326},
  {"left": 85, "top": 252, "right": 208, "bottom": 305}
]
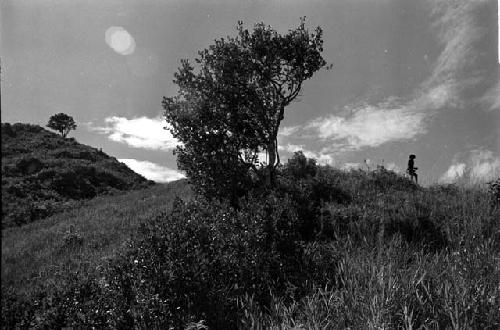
[
  {"left": 51, "top": 169, "right": 98, "bottom": 199},
  {"left": 278, "top": 166, "right": 351, "bottom": 240},
  {"left": 102, "top": 194, "right": 308, "bottom": 328}
]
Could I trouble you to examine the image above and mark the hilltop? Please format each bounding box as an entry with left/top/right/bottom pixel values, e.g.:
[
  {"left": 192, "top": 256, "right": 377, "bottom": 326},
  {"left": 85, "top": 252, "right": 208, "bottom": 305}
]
[{"left": 1, "top": 123, "right": 154, "bottom": 228}]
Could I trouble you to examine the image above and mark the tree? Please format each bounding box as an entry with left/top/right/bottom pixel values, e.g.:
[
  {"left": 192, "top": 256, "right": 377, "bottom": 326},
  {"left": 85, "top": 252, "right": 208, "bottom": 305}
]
[
  {"left": 285, "top": 151, "right": 318, "bottom": 179},
  {"left": 163, "top": 19, "right": 327, "bottom": 201},
  {"left": 47, "top": 113, "right": 77, "bottom": 138}
]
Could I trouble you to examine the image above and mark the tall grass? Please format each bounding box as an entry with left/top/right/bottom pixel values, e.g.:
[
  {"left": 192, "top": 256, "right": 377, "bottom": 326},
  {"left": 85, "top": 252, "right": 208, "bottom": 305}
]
[{"left": 239, "top": 169, "right": 500, "bottom": 329}]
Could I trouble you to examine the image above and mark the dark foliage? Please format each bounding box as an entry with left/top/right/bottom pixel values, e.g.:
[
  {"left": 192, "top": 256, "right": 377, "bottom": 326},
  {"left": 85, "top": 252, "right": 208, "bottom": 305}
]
[
  {"left": 278, "top": 173, "right": 352, "bottom": 240},
  {"left": 46, "top": 113, "right": 77, "bottom": 138},
  {"left": 283, "top": 151, "right": 318, "bottom": 179},
  {"left": 163, "top": 19, "right": 327, "bottom": 202},
  {"left": 102, "top": 195, "right": 307, "bottom": 328}
]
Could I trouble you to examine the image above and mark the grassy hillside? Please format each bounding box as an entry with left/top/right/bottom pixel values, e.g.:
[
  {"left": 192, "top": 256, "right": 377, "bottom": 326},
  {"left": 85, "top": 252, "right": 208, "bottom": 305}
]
[
  {"left": 2, "top": 180, "right": 192, "bottom": 297},
  {"left": 1, "top": 123, "right": 154, "bottom": 228},
  {"left": 2, "top": 159, "right": 499, "bottom": 329}
]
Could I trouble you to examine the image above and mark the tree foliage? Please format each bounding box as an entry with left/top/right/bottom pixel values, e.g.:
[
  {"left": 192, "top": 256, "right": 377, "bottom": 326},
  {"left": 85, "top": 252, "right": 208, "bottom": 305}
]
[
  {"left": 163, "top": 19, "right": 327, "bottom": 201},
  {"left": 47, "top": 113, "right": 77, "bottom": 138},
  {"left": 285, "top": 151, "right": 318, "bottom": 179}
]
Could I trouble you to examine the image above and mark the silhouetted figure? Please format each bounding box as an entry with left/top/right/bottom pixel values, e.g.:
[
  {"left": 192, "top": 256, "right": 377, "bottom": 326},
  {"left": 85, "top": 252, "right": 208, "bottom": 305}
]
[{"left": 407, "top": 154, "right": 418, "bottom": 184}]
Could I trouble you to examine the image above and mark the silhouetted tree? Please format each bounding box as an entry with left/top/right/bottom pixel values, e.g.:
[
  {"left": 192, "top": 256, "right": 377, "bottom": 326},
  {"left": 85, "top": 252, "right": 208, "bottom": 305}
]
[
  {"left": 47, "top": 113, "right": 77, "bottom": 138},
  {"left": 163, "top": 19, "right": 328, "bottom": 202},
  {"left": 285, "top": 151, "right": 318, "bottom": 179}
]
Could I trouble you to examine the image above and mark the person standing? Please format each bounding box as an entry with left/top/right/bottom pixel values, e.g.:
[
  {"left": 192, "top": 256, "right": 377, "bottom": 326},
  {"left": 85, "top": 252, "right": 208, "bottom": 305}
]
[{"left": 407, "top": 154, "right": 418, "bottom": 184}]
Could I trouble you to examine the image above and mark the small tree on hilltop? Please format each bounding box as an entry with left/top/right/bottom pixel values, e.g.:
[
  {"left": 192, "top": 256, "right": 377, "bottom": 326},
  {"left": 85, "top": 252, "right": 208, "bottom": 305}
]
[
  {"left": 163, "top": 19, "right": 327, "bottom": 202},
  {"left": 47, "top": 113, "right": 77, "bottom": 138}
]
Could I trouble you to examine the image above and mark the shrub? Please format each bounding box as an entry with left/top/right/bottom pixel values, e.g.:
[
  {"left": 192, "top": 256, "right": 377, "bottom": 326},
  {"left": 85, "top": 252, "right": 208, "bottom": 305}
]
[
  {"left": 278, "top": 167, "right": 351, "bottom": 240},
  {"left": 16, "top": 157, "right": 43, "bottom": 175},
  {"left": 101, "top": 193, "right": 314, "bottom": 328},
  {"left": 51, "top": 169, "right": 98, "bottom": 199},
  {"left": 284, "top": 151, "right": 318, "bottom": 179}
]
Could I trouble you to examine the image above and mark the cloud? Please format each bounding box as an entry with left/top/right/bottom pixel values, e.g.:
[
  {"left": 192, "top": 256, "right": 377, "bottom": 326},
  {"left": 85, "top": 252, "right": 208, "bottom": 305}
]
[
  {"left": 278, "top": 125, "right": 300, "bottom": 137},
  {"left": 91, "top": 116, "right": 179, "bottom": 151},
  {"left": 469, "top": 150, "right": 500, "bottom": 181},
  {"left": 307, "top": 101, "right": 426, "bottom": 150},
  {"left": 385, "top": 162, "right": 403, "bottom": 174},
  {"left": 417, "top": 0, "right": 490, "bottom": 110},
  {"left": 440, "top": 162, "right": 467, "bottom": 184},
  {"left": 289, "top": 0, "right": 491, "bottom": 153},
  {"left": 481, "top": 80, "right": 500, "bottom": 112},
  {"left": 439, "top": 149, "right": 500, "bottom": 184},
  {"left": 119, "top": 159, "right": 185, "bottom": 183},
  {"left": 426, "top": 1, "right": 483, "bottom": 82}
]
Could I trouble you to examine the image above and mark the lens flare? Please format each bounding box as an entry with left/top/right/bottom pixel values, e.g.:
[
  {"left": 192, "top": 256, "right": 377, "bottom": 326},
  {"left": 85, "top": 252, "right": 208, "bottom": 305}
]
[{"left": 105, "top": 26, "right": 136, "bottom": 55}]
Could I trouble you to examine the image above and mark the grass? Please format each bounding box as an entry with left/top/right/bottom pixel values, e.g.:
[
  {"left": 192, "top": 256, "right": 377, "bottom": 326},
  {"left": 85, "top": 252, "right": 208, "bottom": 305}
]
[
  {"left": 236, "top": 171, "right": 500, "bottom": 329},
  {"left": 1, "top": 180, "right": 192, "bottom": 297},
  {"left": 2, "top": 164, "right": 499, "bottom": 328}
]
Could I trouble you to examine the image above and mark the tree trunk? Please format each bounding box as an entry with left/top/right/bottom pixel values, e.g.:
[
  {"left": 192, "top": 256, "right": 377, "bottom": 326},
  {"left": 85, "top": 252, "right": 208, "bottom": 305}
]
[{"left": 265, "top": 139, "right": 276, "bottom": 187}]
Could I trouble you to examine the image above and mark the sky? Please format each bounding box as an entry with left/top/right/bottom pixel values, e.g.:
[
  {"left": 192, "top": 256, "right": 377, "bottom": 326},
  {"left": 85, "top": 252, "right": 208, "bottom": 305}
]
[{"left": 1, "top": 0, "right": 499, "bottom": 185}]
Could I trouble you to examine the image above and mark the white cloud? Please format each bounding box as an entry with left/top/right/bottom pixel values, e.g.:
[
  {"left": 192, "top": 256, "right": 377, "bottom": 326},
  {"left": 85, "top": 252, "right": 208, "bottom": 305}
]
[
  {"left": 278, "top": 143, "right": 304, "bottom": 153},
  {"left": 119, "top": 158, "right": 185, "bottom": 183},
  {"left": 439, "top": 149, "right": 500, "bottom": 184},
  {"left": 303, "top": 150, "right": 333, "bottom": 165},
  {"left": 385, "top": 162, "right": 403, "bottom": 174},
  {"left": 278, "top": 126, "right": 300, "bottom": 137},
  {"left": 469, "top": 150, "right": 500, "bottom": 181},
  {"left": 481, "top": 80, "right": 500, "bottom": 112},
  {"left": 92, "top": 116, "right": 179, "bottom": 151},
  {"left": 416, "top": 0, "right": 489, "bottom": 111},
  {"left": 288, "top": 0, "right": 490, "bottom": 153},
  {"left": 308, "top": 103, "right": 426, "bottom": 150},
  {"left": 426, "top": 1, "right": 483, "bottom": 86},
  {"left": 440, "top": 162, "right": 467, "bottom": 184}
]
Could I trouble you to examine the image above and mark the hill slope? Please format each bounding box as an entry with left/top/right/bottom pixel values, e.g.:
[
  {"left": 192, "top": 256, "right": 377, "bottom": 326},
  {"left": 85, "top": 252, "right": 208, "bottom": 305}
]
[
  {"left": 1, "top": 123, "right": 154, "bottom": 228},
  {"left": 1, "top": 180, "right": 192, "bottom": 297}
]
